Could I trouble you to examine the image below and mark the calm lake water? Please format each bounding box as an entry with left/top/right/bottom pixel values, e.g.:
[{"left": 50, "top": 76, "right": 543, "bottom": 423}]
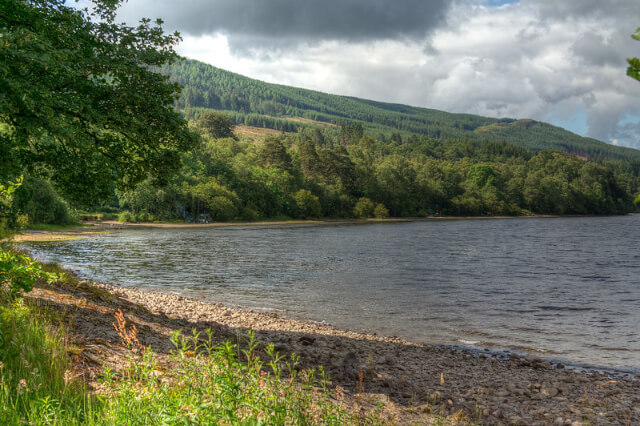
[{"left": 24, "top": 216, "right": 640, "bottom": 375}]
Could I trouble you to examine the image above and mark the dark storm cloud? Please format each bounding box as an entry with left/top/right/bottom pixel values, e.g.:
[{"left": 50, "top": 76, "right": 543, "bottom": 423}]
[{"left": 118, "top": 0, "right": 451, "bottom": 46}]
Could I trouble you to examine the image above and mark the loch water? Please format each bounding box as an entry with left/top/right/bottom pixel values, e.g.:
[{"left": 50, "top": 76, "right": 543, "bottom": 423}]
[{"left": 24, "top": 215, "right": 640, "bottom": 375}]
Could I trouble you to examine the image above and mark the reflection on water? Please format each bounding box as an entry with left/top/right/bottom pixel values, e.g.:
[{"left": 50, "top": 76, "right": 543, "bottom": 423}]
[{"left": 24, "top": 216, "right": 640, "bottom": 374}]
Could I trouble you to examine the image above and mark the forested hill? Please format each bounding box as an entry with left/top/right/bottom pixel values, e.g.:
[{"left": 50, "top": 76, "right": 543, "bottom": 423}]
[{"left": 164, "top": 59, "right": 640, "bottom": 162}]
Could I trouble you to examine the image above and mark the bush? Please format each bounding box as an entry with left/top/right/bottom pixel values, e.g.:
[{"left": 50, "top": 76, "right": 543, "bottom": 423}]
[
  {"left": 241, "top": 206, "right": 260, "bottom": 221},
  {"left": 353, "top": 197, "right": 375, "bottom": 218},
  {"left": 12, "top": 177, "right": 72, "bottom": 225},
  {"left": 209, "top": 196, "right": 238, "bottom": 221},
  {"left": 100, "top": 213, "right": 117, "bottom": 221},
  {"left": 118, "top": 211, "right": 135, "bottom": 223},
  {"left": 0, "top": 249, "right": 60, "bottom": 297},
  {"left": 293, "top": 189, "right": 322, "bottom": 219},
  {"left": 135, "top": 212, "right": 154, "bottom": 223},
  {"left": 374, "top": 203, "right": 390, "bottom": 219}
]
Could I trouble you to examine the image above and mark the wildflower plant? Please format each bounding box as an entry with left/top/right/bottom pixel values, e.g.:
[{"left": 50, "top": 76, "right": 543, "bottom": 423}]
[{"left": 97, "top": 324, "right": 358, "bottom": 424}]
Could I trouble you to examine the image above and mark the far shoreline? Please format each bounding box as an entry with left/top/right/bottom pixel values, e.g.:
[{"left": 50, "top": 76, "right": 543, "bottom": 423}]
[{"left": 12, "top": 212, "right": 630, "bottom": 242}]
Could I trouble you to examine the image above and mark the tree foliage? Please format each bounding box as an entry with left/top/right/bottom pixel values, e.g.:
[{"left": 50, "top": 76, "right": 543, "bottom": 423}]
[
  {"left": 197, "top": 111, "right": 235, "bottom": 139},
  {"left": 628, "top": 27, "right": 640, "bottom": 82},
  {"left": 114, "top": 128, "right": 639, "bottom": 223},
  {"left": 0, "top": 0, "right": 198, "bottom": 205}
]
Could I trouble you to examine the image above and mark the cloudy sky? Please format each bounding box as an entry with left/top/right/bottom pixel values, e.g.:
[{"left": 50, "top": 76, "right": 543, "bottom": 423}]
[{"left": 115, "top": 0, "right": 640, "bottom": 149}]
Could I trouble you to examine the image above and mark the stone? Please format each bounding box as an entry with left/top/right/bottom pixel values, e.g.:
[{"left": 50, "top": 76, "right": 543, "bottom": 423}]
[
  {"left": 342, "top": 351, "right": 360, "bottom": 379},
  {"left": 273, "top": 343, "right": 288, "bottom": 353},
  {"left": 299, "top": 335, "right": 315, "bottom": 346},
  {"left": 541, "top": 387, "right": 559, "bottom": 398}
]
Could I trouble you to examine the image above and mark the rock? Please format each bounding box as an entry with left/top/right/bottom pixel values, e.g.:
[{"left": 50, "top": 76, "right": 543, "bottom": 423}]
[
  {"left": 273, "top": 343, "right": 288, "bottom": 353},
  {"left": 342, "top": 351, "right": 360, "bottom": 379},
  {"left": 299, "top": 335, "right": 315, "bottom": 346}
]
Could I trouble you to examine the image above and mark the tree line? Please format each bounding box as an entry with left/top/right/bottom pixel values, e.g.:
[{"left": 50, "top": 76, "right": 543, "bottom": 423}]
[{"left": 108, "top": 112, "right": 639, "bottom": 223}]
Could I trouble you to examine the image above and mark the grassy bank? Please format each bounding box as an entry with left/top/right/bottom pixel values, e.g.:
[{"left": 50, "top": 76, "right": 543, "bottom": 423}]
[{"left": 0, "top": 247, "right": 395, "bottom": 425}]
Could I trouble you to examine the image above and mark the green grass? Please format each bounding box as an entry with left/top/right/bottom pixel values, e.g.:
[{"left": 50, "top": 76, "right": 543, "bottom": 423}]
[
  {"left": 0, "top": 248, "right": 391, "bottom": 424},
  {"left": 0, "top": 301, "right": 376, "bottom": 424},
  {"left": 97, "top": 326, "right": 366, "bottom": 424},
  {"left": 0, "top": 299, "right": 93, "bottom": 425}
]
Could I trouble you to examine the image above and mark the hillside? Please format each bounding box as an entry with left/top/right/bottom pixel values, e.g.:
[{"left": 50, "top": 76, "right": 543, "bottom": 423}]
[{"left": 164, "top": 59, "right": 640, "bottom": 162}]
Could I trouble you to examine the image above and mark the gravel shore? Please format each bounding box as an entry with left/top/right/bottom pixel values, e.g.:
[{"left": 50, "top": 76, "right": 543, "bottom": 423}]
[{"left": 26, "top": 277, "right": 640, "bottom": 425}]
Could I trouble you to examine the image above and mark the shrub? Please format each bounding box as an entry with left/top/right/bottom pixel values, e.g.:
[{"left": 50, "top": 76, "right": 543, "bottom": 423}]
[
  {"left": 353, "top": 197, "right": 375, "bottom": 218},
  {"left": 241, "top": 206, "right": 260, "bottom": 221},
  {"left": 134, "top": 212, "right": 154, "bottom": 223},
  {"left": 209, "top": 196, "right": 238, "bottom": 221},
  {"left": 12, "top": 177, "right": 72, "bottom": 225},
  {"left": 374, "top": 203, "right": 390, "bottom": 219},
  {"left": 293, "top": 189, "right": 322, "bottom": 219},
  {"left": 118, "top": 211, "right": 135, "bottom": 223},
  {"left": 0, "top": 249, "right": 60, "bottom": 297}
]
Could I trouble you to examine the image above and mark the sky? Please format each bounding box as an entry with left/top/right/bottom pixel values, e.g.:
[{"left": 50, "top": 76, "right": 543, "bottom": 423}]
[{"left": 113, "top": 0, "right": 640, "bottom": 149}]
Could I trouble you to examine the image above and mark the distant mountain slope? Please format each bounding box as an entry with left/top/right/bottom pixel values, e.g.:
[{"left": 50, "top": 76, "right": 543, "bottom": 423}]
[{"left": 164, "top": 59, "right": 640, "bottom": 162}]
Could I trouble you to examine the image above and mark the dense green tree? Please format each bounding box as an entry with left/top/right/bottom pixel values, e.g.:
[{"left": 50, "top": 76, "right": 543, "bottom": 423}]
[
  {"left": 186, "top": 178, "right": 239, "bottom": 221},
  {"left": 318, "top": 148, "right": 357, "bottom": 193},
  {"left": 297, "top": 140, "right": 321, "bottom": 178},
  {"left": 197, "top": 111, "right": 235, "bottom": 139},
  {"left": 259, "top": 137, "right": 292, "bottom": 171},
  {"left": 12, "top": 177, "right": 72, "bottom": 224},
  {"left": 353, "top": 197, "right": 375, "bottom": 218},
  {"left": 0, "top": 0, "right": 197, "bottom": 205},
  {"left": 116, "top": 123, "right": 637, "bottom": 222},
  {"left": 467, "top": 164, "right": 497, "bottom": 188},
  {"left": 375, "top": 155, "right": 417, "bottom": 216},
  {"left": 293, "top": 189, "right": 321, "bottom": 219},
  {"left": 374, "top": 203, "right": 390, "bottom": 219}
]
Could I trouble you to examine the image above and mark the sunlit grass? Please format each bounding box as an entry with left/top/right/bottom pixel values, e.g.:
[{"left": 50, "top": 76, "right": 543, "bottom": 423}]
[{"left": 0, "top": 289, "right": 387, "bottom": 425}]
